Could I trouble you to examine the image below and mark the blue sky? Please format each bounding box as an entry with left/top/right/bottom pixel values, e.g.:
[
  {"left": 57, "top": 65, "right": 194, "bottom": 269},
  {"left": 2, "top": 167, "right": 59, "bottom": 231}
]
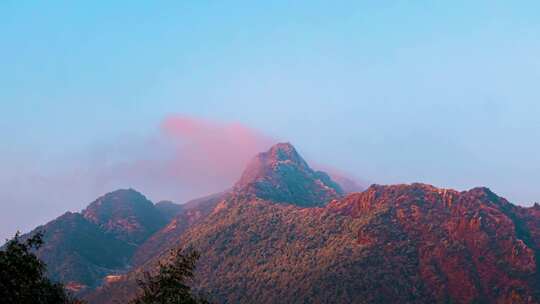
[{"left": 1, "top": 1, "right": 540, "bottom": 240}]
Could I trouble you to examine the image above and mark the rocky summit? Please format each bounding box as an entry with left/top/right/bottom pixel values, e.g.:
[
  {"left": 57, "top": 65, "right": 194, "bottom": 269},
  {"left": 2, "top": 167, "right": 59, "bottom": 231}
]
[
  {"left": 82, "top": 189, "right": 167, "bottom": 245},
  {"left": 233, "top": 142, "right": 344, "bottom": 206}
]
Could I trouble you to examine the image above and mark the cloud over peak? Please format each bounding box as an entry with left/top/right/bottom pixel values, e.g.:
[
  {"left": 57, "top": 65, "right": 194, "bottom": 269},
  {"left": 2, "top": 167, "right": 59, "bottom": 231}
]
[{"left": 155, "top": 115, "right": 274, "bottom": 197}]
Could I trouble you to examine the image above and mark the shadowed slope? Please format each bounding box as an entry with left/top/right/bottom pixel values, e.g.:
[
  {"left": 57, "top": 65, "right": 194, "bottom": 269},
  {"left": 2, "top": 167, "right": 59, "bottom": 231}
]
[
  {"left": 82, "top": 189, "right": 167, "bottom": 245},
  {"left": 21, "top": 189, "right": 169, "bottom": 293}
]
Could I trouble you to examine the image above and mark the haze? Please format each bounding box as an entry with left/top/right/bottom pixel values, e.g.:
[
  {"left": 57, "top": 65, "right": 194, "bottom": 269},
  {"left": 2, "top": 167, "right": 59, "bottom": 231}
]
[{"left": 1, "top": 1, "right": 539, "bottom": 241}]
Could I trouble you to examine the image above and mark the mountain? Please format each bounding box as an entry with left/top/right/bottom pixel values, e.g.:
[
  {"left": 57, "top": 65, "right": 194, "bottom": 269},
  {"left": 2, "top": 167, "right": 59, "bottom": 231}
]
[
  {"left": 88, "top": 183, "right": 540, "bottom": 304},
  {"left": 20, "top": 189, "right": 169, "bottom": 293},
  {"left": 130, "top": 142, "right": 344, "bottom": 267},
  {"left": 233, "top": 142, "right": 344, "bottom": 206},
  {"left": 84, "top": 143, "right": 347, "bottom": 302},
  {"left": 326, "top": 184, "right": 540, "bottom": 303},
  {"left": 82, "top": 189, "right": 167, "bottom": 245},
  {"left": 84, "top": 144, "right": 540, "bottom": 303},
  {"left": 26, "top": 212, "right": 135, "bottom": 293},
  {"left": 15, "top": 142, "right": 540, "bottom": 303}
]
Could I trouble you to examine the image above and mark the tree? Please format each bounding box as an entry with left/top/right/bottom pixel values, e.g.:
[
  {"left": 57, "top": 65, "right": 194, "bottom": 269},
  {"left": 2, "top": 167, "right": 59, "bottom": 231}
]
[
  {"left": 130, "top": 248, "right": 209, "bottom": 304},
  {"left": 0, "top": 231, "right": 84, "bottom": 304}
]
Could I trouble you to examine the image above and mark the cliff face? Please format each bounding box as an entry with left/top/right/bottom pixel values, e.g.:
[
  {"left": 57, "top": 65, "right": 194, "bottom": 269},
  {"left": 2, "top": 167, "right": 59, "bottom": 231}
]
[{"left": 329, "top": 184, "right": 539, "bottom": 303}]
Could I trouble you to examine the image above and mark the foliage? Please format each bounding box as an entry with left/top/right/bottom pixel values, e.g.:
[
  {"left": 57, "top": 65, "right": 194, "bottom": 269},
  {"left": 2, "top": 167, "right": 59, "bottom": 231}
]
[
  {"left": 0, "top": 231, "right": 84, "bottom": 304},
  {"left": 130, "top": 248, "right": 209, "bottom": 304}
]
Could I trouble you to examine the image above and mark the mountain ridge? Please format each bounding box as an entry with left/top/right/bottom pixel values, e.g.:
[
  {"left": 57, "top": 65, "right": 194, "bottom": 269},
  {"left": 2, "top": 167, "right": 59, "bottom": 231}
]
[
  {"left": 10, "top": 142, "right": 540, "bottom": 303},
  {"left": 86, "top": 182, "right": 540, "bottom": 303}
]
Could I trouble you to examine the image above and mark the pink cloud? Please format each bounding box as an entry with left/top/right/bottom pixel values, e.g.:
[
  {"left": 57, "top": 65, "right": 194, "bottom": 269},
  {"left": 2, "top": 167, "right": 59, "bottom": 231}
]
[
  {"left": 92, "top": 115, "right": 275, "bottom": 203},
  {"left": 157, "top": 115, "right": 274, "bottom": 193},
  {"left": 0, "top": 115, "right": 367, "bottom": 240}
]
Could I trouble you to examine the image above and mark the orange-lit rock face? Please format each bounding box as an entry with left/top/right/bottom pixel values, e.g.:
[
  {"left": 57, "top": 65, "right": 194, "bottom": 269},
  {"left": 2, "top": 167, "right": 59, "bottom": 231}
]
[{"left": 339, "top": 184, "right": 539, "bottom": 304}]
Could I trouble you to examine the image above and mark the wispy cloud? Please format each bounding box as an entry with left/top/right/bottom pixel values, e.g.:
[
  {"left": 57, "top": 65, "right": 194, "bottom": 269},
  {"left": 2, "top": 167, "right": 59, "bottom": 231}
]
[
  {"left": 91, "top": 115, "right": 275, "bottom": 203},
  {"left": 0, "top": 114, "right": 367, "bottom": 240},
  {"left": 0, "top": 115, "right": 275, "bottom": 240}
]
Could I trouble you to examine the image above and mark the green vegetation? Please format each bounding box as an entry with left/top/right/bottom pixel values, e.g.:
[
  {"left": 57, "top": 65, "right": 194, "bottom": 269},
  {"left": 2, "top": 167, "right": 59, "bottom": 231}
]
[
  {"left": 0, "top": 232, "right": 84, "bottom": 304},
  {"left": 130, "top": 248, "right": 209, "bottom": 304}
]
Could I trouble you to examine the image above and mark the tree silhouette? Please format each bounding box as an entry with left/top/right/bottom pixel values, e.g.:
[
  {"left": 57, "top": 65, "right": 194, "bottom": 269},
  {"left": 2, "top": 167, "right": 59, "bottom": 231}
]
[
  {"left": 0, "top": 231, "right": 84, "bottom": 304},
  {"left": 130, "top": 248, "right": 209, "bottom": 304}
]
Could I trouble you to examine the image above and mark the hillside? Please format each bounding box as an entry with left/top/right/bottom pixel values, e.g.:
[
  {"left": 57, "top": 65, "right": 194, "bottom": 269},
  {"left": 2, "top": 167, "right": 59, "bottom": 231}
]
[
  {"left": 82, "top": 189, "right": 167, "bottom": 245},
  {"left": 23, "top": 189, "right": 169, "bottom": 292}
]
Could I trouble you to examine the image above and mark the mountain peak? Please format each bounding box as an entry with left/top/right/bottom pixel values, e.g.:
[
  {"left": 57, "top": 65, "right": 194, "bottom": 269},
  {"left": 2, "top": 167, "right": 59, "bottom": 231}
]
[
  {"left": 233, "top": 143, "right": 343, "bottom": 206},
  {"left": 82, "top": 188, "right": 166, "bottom": 244},
  {"left": 267, "top": 142, "right": 305, "bottom": 162}
]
